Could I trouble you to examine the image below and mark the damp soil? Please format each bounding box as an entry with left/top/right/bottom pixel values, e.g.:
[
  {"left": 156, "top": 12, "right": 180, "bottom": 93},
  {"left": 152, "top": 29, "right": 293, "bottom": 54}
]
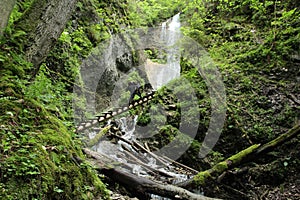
[
  {"left": 202, "top": 70, "right": 300, "bottom": 199},
  {"left": 204, "top": 136, "right": 300, "bottom": 200},
  {"left": 104, "top": 70, "right": 299, "bottom": 200}
]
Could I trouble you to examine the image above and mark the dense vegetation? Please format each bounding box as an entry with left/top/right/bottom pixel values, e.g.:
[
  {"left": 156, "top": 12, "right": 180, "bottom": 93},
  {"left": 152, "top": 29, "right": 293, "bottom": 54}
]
[
  {"left": 182, "top": 0, "right": 299, "bottom": 152},
  {"left": 0, "top": 0, "right": 299, "bottom": 199},
  {"left": 179, "top": 0, "right": 299, "bottom": 198},
  {"left": 0, "top": 0, "right": 182, "bottom": 199}
]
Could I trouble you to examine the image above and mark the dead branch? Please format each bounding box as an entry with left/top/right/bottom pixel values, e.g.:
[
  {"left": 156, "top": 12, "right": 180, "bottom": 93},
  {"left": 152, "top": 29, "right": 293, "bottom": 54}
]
[{"left": 83, "top": 148, "right": 221, "bottom": 200}]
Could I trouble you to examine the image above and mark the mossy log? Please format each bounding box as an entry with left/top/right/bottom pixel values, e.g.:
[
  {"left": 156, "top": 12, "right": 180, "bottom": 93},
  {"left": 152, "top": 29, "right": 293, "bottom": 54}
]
[
  {"left": 179, "top": 144, "right": 260, "bottom": 188},
  {"left": 180, "top": 123, "right": 300, "bottom": 188},
  {"left": 83, "top": 148, "right": 221, "bottom": 200},
  {"left": 252, "top": 123, "right": 300, "bottom": 155},
  {"left": 82, "top": 124, "right": 300, "bottom": 196}
]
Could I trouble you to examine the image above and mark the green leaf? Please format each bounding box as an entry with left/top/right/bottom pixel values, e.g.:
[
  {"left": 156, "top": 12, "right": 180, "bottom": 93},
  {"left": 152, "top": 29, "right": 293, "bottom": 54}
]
[{"left": 12, "top": 30, "right": 27, "bottom": 38}]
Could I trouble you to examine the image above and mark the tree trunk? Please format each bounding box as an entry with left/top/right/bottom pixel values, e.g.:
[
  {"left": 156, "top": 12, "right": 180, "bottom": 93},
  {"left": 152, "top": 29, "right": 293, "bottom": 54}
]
[
  {"left": 0, "top": 0, "right": 16, "bottom": 35},
  {"left": 14, "top": 0, "right": 78, "bottom": 78}
]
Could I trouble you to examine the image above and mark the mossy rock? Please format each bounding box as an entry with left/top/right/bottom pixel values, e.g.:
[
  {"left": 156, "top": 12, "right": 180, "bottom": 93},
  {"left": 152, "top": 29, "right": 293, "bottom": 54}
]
[{"left": 0, "top": 95, "right": 109, "bottom": 199}]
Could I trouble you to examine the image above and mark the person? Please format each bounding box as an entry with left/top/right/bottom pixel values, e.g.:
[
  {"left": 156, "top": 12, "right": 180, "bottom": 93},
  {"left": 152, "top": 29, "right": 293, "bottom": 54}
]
[
  {"left": 127, "top": 81, "right": 141, "bottom": 104},
  {"left": 143, "top": 83, "right": 153, "bottom": 93}
]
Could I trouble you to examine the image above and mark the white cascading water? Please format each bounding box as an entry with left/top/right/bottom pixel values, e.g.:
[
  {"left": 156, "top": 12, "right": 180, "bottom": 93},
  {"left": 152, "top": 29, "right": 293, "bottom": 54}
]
[
  {"left": 146, "top": 13, "right": 181, "bottom": 89},
  {"left": 163, "top": 12, "right": 181, "bottom": 80}
]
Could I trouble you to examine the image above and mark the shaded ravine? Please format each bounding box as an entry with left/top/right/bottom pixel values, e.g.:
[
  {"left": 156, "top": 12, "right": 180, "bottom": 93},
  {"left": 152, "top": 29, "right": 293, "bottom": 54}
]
[
  {"left": 77, "top": 14, "right": 212, "bottom": 199},
  {"left": 77, "top": 13, "right": 182, "bottom": 133}
]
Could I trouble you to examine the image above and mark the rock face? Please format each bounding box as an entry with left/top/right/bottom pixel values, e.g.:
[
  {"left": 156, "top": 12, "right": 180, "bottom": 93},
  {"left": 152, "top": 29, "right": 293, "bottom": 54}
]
[
  {"left": 78, "top": 33, "right": 139, "bottom": 117},
  {"left": 116, "top": 52, "right": 133, "bottom": 73},
  {"left": 144, "top": 59, "right": 177, "bottom": 90},
  {"left": 142, "top": 14, "right": 181, "bottom": 90},
  {"left": 77, "top": 13, "right": 181, "bottom": 120}
]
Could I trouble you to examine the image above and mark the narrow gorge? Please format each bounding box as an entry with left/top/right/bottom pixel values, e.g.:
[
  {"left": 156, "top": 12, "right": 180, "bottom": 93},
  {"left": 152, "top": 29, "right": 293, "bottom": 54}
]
[{"left": 0, "top": 0, "right": 299, "bottom": 199}]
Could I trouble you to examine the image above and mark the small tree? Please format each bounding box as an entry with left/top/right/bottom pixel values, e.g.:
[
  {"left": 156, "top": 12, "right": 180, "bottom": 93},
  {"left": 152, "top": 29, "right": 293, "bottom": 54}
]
[{"left": 13, "top": 0, "right": 78, "bottom": 78}]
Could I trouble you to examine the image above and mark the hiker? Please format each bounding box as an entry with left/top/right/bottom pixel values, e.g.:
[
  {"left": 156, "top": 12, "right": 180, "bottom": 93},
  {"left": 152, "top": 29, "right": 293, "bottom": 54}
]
[{"left": 128, "top": 81, "right": 141, "bottom": 104}]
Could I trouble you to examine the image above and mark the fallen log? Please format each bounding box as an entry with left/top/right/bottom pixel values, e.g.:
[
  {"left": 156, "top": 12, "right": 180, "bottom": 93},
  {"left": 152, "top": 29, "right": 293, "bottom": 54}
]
[
  {"left": 252, "top": 123, "right": 300, "bottom": 155},
  {"left": 83, "top": 148, "right": 221, "bottom": 200},
  {"left": 82, "top": 122, "right": 300, "bottom": 197},
  {"left": 179, "top": 123, "right": 300, "bottom": 188},
  {"left": 178, "top": 144, "right": 260, "bottom": 188}
]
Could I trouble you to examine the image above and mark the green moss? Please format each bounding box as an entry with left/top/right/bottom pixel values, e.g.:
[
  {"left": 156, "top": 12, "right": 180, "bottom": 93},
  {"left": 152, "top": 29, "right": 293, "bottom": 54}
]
[
  {"left": 0, "top": 0, "right": 151, "bottom": 198},
  {"left": 191, "top": 144, "right": 260, "bottom": 187},
  {"left": 87, "top": 125, "right": 111, "bottom": 147},
  {"left": 182, "top": 1, "right": 300, "bottom": 151},
  {"left": 0, "top": 37, "right": 108, "bottom": 200},
  {"left": 193, "top": 170, "right": 211, "bottom": 186},
  {"left": 212, "top": 161, "right": 228, "bottom": 172},
  {"left": 227, "top": 144, "right": 260, "bottom": 164},
  {"left": 0, "top": 94, "right": 109, "bottom": 199}
]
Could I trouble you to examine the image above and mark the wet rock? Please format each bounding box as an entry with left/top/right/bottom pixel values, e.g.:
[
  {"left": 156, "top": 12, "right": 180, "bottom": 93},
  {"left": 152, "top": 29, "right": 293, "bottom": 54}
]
[{"left": 117, "top": 53, "right": 133, "bottom": 73}]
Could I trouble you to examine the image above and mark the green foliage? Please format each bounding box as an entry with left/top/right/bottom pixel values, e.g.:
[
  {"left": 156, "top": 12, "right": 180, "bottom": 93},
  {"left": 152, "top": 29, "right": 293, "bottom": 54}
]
[
  {"left": 182, "top": 0, "right": 299, "bottom": 144},
  {"left": 0, "top": 96, "right": 109, "bottom": 199},
  {"left": 127, "top": 0, "right": 184, "bottom": 26},
  {"left": 0, "top": 0, "right": 138, "bottom": 198},
  {"left": 24, "top": 66, "right": 71, "bottom": 121},
  {"left": 172, "top": 2, "right": 300, "bottom": 177},
  {"left": 144, "top": 48, "right": 167, "bottom": 64},
  {"left": 2, "top": 0, "right": 183, "bottom": 197},
  {"left": 1, "top": 0, "right": 298, "bottom": 197}
]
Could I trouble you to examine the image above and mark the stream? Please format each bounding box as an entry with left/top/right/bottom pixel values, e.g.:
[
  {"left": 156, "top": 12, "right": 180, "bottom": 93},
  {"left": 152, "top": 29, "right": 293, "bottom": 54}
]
[{"left": 87, "top": 14, "right": 197, "bottom": 199}]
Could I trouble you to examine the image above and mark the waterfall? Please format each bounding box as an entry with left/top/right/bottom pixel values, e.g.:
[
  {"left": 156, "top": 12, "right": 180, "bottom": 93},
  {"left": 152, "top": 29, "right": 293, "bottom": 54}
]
[
  {"left": 86, "top": 13, "right": 195, "bottom": 199},
  {"left": 146, "top": 13, "right": 181, "bottom": 90}
]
